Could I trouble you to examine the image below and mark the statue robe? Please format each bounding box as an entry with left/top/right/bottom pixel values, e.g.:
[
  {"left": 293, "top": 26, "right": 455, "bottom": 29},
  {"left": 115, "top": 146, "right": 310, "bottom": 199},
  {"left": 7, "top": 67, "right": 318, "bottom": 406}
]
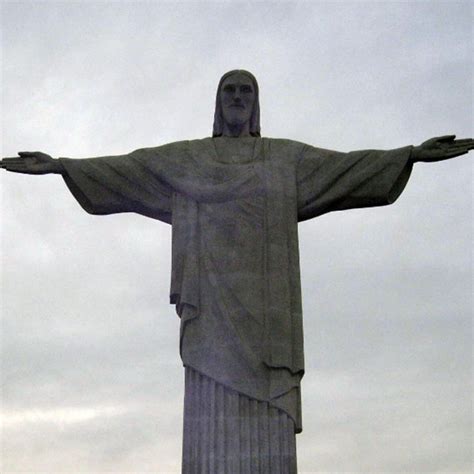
[{"left": 59, "top": 137, "right": 413, "bottom": 433}]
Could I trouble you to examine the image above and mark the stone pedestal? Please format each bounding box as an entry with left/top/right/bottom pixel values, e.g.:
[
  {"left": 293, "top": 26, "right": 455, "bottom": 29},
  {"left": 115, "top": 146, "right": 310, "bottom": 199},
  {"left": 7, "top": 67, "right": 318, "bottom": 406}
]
[{"left": 182, "top": 367, "right": 297, "bottom": 473}]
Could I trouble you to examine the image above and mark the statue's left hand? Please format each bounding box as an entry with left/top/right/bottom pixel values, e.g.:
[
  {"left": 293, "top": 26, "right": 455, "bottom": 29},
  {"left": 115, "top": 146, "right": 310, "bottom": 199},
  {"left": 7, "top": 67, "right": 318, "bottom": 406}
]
[
  {"left": 411, "top": 135, "right": 473, "bottom": 163},
  {"left": 0, "top": 151, "right": 63, "bottom": 174}
]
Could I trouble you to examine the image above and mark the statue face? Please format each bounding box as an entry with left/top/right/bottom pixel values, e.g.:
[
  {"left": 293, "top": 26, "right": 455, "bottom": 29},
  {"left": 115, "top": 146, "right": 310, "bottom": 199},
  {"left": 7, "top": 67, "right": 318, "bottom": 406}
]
[{"left": 220, "top": 73, "right": 256, "bottom": 128}]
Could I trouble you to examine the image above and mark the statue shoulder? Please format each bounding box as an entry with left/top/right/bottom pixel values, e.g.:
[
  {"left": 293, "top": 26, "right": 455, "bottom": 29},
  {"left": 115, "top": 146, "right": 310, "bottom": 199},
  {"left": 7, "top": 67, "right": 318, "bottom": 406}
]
[
  {"left": 131, "top": 138, "right": 219, "bottom": 164},
  {"left": 262, "top": 137, "right": 308, "bottom": 158},
  {"left": 131, "top": 139, "right": 192, "bottom": 158}
]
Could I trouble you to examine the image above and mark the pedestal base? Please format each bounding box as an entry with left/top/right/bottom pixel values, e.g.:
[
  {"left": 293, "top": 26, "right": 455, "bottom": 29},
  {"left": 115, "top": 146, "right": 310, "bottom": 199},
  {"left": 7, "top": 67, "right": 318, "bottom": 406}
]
[{"left": 182, "top": 366, "right": 297, "bottom": 473}]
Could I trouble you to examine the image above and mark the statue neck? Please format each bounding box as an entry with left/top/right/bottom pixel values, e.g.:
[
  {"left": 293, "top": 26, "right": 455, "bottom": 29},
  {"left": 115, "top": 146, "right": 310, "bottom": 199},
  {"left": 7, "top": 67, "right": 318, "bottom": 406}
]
[{"left": 221, "top": 121, "right": 251, "bottom": 137}]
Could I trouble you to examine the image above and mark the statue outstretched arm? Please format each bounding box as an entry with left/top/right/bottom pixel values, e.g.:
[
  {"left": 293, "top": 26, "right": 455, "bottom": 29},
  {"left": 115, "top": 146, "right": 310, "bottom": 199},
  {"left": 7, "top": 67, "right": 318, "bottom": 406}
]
[
  {"left": 296, "top": 143, "right": 414, "bottom": 221},
  {"left": 1, "top": 151, "right": 64, "bottom": 174},
  {"left": 410, "top": 135, "right": 473, "bottom": 163},
  {"left": 1, "top": 148, "right": 173, "bottom": 224},
  {"left": 296, "top": 134, "right": 472, "bottom": 222}
]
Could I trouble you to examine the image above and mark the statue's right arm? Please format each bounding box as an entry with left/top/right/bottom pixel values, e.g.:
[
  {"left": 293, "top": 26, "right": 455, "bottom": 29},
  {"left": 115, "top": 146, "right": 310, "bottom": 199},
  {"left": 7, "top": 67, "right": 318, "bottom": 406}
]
[
  {"left": 0, "top": 152, "right": 64, "bottom": 175},
  {"left": 1, "top": 148, "right": 174, "bottom": 223}
]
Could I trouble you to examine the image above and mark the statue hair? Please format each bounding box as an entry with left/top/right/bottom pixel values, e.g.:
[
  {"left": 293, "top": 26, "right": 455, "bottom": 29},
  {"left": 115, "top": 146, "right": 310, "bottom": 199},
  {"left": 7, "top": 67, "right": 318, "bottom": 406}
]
[{"left": 212, "top": 70, "right": 261, "bottom": 137}]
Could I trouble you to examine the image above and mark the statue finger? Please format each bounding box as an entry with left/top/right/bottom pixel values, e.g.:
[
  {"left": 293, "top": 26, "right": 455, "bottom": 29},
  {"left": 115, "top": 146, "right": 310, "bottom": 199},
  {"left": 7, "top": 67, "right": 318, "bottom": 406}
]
[
  {"left": 18, "top": 151, "right": 39, "bottom": 156},
  {"left": 3, "top": 167, "right": 31, "bottom": 174},
  {"left": 436, "top": 135, "right": 456, "bottom": 142},
  {"left": 2, "top": 163, "right": 27, "bottom": 171},
  {"left": 452, "top": 138, "right": 473, "bottom": 145},
  {"left": 1, "top": 158, "right": 26, "bottom": 164},
  {"left": 453, "top": 139, "right": 474, "bottom": 150},
  {"left": 443, "top": 150, "right": 468, "bottom": 159},
  {"left": 450, "top": 143, "right": 474, "bottom": 152},
  {"left": 3, "top": 160, "right": 27, "bottom": 167}
]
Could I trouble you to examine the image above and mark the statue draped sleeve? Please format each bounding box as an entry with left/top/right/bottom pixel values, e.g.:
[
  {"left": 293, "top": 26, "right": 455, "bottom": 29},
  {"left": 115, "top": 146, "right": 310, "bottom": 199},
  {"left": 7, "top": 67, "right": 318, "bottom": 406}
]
[
  {"left": 296, "top": 144, "right": 414, "bottom": 221},
  {"left": 59, "top": 140, "right": 261, "bottom": 224},
  {"left": 59, "top": 146, "right": 176, "bottom": 224}
]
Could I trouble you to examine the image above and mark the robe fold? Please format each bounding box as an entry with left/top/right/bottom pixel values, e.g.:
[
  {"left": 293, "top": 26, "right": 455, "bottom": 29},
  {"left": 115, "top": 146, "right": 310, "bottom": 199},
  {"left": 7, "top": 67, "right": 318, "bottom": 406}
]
[{"left": 60, "top": 137, "right": 413, "bottom": 433}]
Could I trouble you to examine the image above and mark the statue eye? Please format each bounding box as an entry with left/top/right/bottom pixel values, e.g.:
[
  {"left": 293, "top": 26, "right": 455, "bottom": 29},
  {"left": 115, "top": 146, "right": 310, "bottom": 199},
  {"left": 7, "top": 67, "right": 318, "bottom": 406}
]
[
  {"left": 223, "top": 84, "right": 236, "bottom": 93},
  {"left": 241, "top": 85, "right": 252, "bottom": 93}
]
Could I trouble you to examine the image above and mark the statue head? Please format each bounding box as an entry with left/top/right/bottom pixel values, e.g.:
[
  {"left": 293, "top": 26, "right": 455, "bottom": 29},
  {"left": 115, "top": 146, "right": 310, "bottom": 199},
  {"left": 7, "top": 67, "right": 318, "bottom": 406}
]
[{"left": 212, "top": 70, "right": 261, "bottom": 137}]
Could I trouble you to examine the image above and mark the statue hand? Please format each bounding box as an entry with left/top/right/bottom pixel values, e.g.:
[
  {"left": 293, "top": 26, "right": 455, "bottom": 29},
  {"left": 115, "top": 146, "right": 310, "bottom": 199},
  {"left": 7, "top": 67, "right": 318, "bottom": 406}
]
[
  {"left": 411, "top": 135, "right": 474, "bottom": 163},
  {"left": 0, "top": 151, "right": 63, "bottom": 174}
]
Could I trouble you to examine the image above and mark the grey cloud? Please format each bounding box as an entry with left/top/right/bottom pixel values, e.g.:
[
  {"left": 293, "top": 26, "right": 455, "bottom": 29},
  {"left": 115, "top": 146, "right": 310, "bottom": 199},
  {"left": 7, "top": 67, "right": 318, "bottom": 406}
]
[{"left": 2, "top": 1, "right": 472, "bottom": 472}]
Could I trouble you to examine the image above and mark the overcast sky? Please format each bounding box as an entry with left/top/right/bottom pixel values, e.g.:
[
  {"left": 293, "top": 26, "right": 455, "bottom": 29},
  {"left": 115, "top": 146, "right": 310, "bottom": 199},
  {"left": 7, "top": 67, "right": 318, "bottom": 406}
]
[{"left": 1, "top": 1, "right": 472, "bottom": 473}]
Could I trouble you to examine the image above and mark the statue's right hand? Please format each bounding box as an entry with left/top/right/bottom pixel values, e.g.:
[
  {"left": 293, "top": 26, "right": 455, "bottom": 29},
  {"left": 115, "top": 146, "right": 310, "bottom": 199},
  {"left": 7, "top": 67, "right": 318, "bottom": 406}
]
[{"left": 0, "top": 151, "right": 63, "bottom": 174}]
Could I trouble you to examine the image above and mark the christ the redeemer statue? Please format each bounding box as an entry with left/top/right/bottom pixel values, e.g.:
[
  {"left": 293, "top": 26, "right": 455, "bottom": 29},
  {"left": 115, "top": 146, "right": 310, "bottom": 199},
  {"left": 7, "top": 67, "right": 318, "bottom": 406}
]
[{"left": 2, "top": 70, "right": 472, "bottom": 473}]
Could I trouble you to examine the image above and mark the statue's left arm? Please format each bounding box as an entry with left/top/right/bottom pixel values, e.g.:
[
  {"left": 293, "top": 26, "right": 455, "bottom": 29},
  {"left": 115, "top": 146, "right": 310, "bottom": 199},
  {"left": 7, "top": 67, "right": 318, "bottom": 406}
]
[
  {"left": 296, "top": 135, "right": 472, "bottom": 222},
  {"left": 1, "top": 145, "right": 180, "bottom": 224}
]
